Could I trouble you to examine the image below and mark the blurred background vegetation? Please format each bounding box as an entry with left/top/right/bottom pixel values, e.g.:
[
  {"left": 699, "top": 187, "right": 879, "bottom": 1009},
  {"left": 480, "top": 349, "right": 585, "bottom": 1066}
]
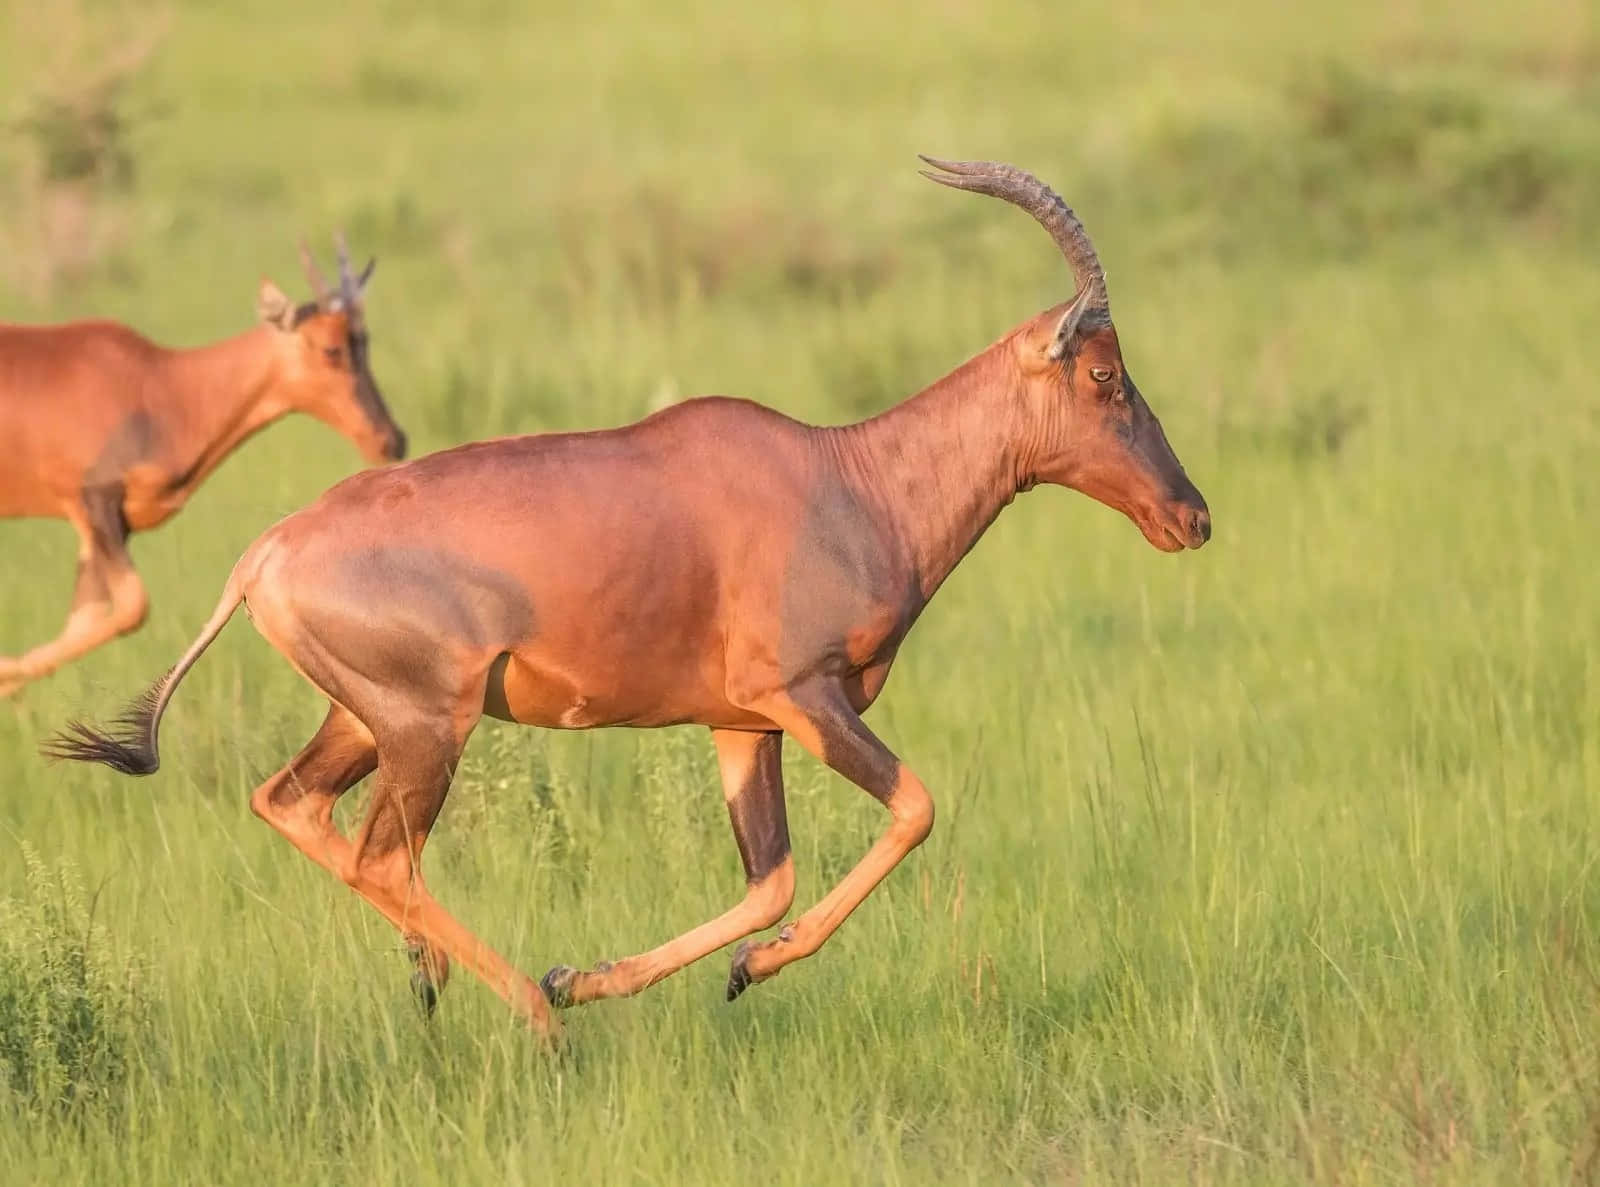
[{"left": 1, "top": 0, "right": 1597, "bottom": 1182}]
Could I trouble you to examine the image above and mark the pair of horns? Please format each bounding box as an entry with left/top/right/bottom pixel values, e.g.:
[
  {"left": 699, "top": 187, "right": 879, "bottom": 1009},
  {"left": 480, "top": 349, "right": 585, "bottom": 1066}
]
[
  {"left": 299, "top": 232, "right": 375, "bottom": 328},
  {"left": 919, "top": 155, "right": 1109, "bottom": 324}
]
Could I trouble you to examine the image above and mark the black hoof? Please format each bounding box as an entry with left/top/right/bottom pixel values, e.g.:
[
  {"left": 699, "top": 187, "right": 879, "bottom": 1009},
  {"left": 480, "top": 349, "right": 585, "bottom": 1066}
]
[
  {"left": 411, "top": 969, "right": 440, "bottom": 1018},
  {"left": 405, "top": 938, "right": 446, "bottom": 1019},
  {"left": 540, "top": 965, "right": 579, "bottom": 1008},
  {"left": 726, "top": 942, "right": 754, "bottom": 1002}
]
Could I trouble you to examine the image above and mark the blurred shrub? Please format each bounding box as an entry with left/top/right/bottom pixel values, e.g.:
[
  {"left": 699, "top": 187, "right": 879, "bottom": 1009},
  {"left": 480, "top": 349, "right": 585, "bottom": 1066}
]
[
  {"left": 344, "top": 189, "right": 444, "bottom": 256},
  {"left": 1136, "top": 61, "right": 1600, "bottom": 261},
  {"left": 0, "top": 846, "right": 148, "bottom": 1120},
  {"left": 17, "top": 79, "right": 141, "bottom": 192},
  {"left": 1219, "top": 390, "right": 1368, "bottom": 462},
  {"left": 1, "top": 3, "right": 167, "bottom": 301},
  {"left": 554, "top": 183, "right": 898, "bottom": 315},
  {"left": 353, "top": 59, "right": 465, "bottom": 111}
]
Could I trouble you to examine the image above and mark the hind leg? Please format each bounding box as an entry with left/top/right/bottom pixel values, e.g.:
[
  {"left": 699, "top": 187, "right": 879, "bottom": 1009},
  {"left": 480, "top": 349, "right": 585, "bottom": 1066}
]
[
  {"left": 248, "top": 704, "right": 456, "bottom": 1000},
  {"left": 249, "top": 702, "right": 376, "bottom": 870},
  {"left": 240, "top": 546, "right": 555, "bottom": 1033},
  {"left": 334, "top": 718, "right": 558, "bottom": 1036},
  {"left": 247, "top": 703, "right": 446, "bottom": 1015},
  {"left": 1, "top": 487, "right": 148, "bottom": 697}
]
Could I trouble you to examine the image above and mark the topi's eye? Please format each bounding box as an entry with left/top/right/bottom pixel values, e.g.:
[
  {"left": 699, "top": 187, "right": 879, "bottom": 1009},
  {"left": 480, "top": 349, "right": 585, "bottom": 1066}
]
[
  {"left": 1089, "top": 365, "right": 1113, "bottom": 383},
  {"left": 322, "top": 346, "right": 344, "bottom": 365}
]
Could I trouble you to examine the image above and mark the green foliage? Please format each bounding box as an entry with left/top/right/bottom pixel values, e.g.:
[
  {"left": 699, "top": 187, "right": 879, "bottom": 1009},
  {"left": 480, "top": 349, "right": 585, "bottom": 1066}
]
[
  {"left": 16, "top": 92, "right": 138, "bottom": 191},
  {"left": 0, "top": 847, "right": 147, "bottom": 1120},
  {"left": 1134, "top": 59, "right": 1600, "bottom": 262},
  {"left": 0, "top": 2, "right": 167, "bottom": 300}
]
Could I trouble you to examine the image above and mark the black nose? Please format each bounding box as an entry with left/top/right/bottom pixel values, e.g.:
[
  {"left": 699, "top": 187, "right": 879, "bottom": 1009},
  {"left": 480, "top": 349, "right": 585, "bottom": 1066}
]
[
  {"left": 385, "top": 428, "right": 408, "bottom": 461},
  {"left": 1187, "top": 506, "right": 1212, "bottom": 546}
]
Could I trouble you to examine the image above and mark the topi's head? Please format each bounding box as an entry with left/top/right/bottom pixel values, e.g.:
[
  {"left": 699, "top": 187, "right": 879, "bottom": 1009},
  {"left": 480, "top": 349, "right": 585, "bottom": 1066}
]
[
  {"left": 255, "top": 232, "right": 407, "bottom": 465},
  {"left": 921, "top": 157, "right": 1210, "bottom": 552}
]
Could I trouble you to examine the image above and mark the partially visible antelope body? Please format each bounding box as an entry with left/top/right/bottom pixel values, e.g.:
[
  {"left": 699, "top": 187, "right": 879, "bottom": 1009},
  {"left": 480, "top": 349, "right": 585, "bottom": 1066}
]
[
  {"left": 0, "top": 239, "right": 405, "bottom": 697},
  {"left": 48, "top": 161, "right": 1211, "bottom": 1040}
]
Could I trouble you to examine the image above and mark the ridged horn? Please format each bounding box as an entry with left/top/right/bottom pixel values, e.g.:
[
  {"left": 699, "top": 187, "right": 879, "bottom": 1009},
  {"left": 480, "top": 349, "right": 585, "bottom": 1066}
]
[{"left": 918, "top": 155, "right": 1109, "bottom": 321}]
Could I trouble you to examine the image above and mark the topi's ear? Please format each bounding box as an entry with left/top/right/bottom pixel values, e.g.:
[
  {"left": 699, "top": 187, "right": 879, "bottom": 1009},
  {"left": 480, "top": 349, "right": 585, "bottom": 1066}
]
[
  {"left": 256, "top": 279, "right": 298, "bottom": 331},
  {"left": 1046, "top": 285, "right": 1097, "bottom": 361}
]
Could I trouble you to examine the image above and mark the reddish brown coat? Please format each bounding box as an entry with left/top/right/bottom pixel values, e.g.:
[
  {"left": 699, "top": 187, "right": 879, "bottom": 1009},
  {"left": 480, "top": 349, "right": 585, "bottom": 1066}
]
[{"left": 49, "top": 162, "right": 1210, "bottom": 1038}]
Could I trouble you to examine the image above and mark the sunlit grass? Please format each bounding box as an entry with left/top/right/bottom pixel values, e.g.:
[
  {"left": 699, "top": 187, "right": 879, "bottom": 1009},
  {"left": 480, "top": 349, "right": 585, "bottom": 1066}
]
[{"left": 1, "top": 0, "right": 1598, "bottom": 1182}]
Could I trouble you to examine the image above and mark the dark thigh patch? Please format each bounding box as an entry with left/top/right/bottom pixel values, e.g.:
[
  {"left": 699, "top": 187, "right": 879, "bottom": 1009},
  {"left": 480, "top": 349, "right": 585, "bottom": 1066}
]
[
  {"left": 84, "top": 411, "right": 159, "bottom": 488},
  {"left": 725, "top": 732, "right": 790, "bottom": 883},
  {"left": 331, "top": 546, "right": 535, "bottom": 649},
  {"left": 287, "top": 546, "right": 538, "bottom": 701},
  {"left": 79, "top": 484, "right": 129, "bottom": 552}
]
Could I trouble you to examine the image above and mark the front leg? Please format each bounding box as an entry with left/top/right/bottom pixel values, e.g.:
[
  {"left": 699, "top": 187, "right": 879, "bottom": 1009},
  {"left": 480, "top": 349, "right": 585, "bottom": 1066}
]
[
  {"left": 541, "top": 728, "right": 796, "bottom": 1007},
  {"left": 726, "top": 678, "right": 934, "bottom": 999},
  {"left": 1, "top": 487, "right": 148, "bottom": 697}
]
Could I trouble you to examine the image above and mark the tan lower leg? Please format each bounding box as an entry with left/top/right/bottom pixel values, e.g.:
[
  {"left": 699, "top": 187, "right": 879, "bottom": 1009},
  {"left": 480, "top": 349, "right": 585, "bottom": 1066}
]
[
  {"left": 257, "top": 798, "right": 358, "bottom": 877},
  {"left": 5, "top": 571, "right": 147, "bottom": 688},
  {"left": 256, "top": 780, "right": 467, "bottom": 1012},
  {"left": 734, "top": 766, "right": 933, "bottom": 986},
  {"left": 344, "top": 848, "right": 556, "bottom": 1034},
  {"left": 248, "top": 708, "right": 375, "bottom": 876},
  {"left": 552, "top": 857, "right": 796, "bottom": 1005}
]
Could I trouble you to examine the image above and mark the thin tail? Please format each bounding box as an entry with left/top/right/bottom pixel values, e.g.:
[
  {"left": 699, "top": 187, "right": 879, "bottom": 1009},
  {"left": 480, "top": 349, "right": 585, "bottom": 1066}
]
[{"left": 42, "top": 563, "right": 248, "bottom": 776}]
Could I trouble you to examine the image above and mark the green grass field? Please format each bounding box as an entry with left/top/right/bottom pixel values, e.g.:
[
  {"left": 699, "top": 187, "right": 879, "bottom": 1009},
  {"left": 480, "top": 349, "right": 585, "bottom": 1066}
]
[{"left": 2, "top": 0, "right": 1598, "bottom": 1181}]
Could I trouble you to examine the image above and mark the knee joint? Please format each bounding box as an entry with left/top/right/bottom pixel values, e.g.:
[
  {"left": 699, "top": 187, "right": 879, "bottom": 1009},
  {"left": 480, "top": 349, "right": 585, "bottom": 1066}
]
[
  {"left": 112, "top": 584, "right": 149, "bottom": 634},
  {"left": 339, "top": 846, "right": 414, "bottom": 894},
  {"left": 747, "top": 857, "right": 796, "bottom": 928},
  {"left": 335, "top": 852, "right": 367, "bottom": 890},
  {"left": 890, "top": 776, "right": 935, "bottom": 847}
]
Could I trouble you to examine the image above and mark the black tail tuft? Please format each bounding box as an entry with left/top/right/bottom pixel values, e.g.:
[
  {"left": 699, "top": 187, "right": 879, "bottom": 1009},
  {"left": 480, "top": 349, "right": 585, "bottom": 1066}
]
[{"left": 40, "top": 672, "right": 170, "bottom": 776}]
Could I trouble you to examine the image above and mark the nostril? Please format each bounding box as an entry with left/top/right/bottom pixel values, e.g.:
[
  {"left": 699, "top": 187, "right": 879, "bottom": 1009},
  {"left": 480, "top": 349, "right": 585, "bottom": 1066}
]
[
  {"left": 1190, "top": 507, "right": 1212, "bottom": 543},
  {"left": 388, "top": 429, "right": 409, "bottom": 461}
]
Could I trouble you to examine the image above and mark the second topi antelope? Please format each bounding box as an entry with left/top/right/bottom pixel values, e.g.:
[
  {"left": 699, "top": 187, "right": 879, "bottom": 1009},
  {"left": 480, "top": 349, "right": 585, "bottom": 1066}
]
[{"left": 0, "top": 236, "right": 405, "bottom": 697}]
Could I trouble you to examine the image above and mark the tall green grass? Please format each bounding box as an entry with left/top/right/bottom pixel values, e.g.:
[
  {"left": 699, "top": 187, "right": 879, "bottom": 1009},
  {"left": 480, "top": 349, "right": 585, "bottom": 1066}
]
[{"left": 2, "top": 0, "right": 1598, "bottom": 1181}]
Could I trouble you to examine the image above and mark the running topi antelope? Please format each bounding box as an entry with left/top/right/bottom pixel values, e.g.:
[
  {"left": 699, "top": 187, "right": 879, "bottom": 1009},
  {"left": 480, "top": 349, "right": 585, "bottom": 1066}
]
[
  {"left": 46, "top": 159, "right": 1210, "bottom": 1039},
  {"left": 0, "top": 236, "right": 405, "bottom": 697}
]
